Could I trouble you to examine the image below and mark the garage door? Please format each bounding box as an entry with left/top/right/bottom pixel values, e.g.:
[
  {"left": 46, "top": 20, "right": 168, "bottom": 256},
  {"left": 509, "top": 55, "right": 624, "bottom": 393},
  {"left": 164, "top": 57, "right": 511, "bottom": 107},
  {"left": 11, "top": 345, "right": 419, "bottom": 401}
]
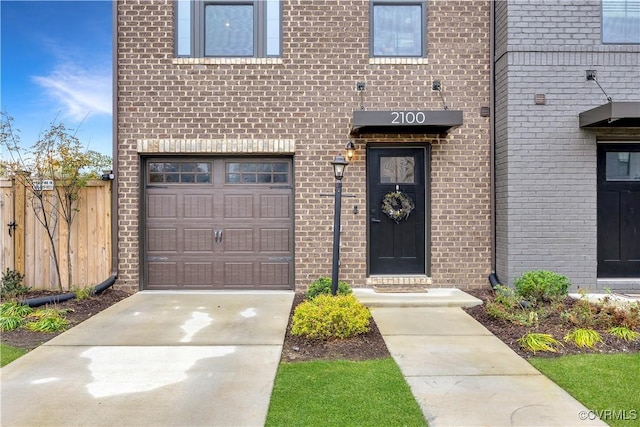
[{"left": 144, "top": 158, "right": 293, "bottom": 290}]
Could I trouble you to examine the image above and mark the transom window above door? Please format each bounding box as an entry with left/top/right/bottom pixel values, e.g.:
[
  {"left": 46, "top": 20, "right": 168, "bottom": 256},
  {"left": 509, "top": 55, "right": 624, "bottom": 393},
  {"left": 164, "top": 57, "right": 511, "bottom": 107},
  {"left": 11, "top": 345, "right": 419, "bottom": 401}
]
[
  {"left": 371, "top": 0, "right": 427, "bottom": 57},
  {"left": 175, "top": 0, "right": 281, "bottom": 57},
  {"left": 605, "top": 151, "right": 640, "bottom": 181}
]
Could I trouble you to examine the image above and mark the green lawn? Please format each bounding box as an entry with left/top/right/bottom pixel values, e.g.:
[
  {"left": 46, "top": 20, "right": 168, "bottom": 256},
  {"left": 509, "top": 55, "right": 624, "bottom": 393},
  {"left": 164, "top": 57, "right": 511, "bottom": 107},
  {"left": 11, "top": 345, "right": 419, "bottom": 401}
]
[
  {"left": 1, "top": 343, "right": 27, "bottom": 367},
  {"left": 266, "top": 357, "right": 427, "bottom": 427},
  {"left": 530, "top": 353, "right": 640, "bottom": 427}
]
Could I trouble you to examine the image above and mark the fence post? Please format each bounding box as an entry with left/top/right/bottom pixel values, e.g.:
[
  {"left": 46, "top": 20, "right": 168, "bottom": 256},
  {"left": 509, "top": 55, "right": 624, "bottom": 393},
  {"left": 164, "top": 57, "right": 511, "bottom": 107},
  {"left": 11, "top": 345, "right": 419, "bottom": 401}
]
[{"left": 13, "top": 173, "right": 27, "bottom": 276}]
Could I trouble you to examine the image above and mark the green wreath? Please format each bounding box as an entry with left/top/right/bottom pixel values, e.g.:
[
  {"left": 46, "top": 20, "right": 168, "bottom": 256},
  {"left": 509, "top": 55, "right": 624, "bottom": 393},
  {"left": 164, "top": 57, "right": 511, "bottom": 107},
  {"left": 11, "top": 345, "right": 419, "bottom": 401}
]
[{"left": 381, "top": 191, "right": 415, "bottom": 223}]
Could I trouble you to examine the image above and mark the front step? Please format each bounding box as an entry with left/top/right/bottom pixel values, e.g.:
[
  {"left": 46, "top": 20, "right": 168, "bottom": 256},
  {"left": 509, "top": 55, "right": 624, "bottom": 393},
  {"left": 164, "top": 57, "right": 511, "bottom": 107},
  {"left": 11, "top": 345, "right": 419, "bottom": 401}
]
[
  {"left": 354, "top": 288, "right": 482, "bottom": 308},
  {"left": 373, "top": 283, "right": 428, "bottom": 293}
]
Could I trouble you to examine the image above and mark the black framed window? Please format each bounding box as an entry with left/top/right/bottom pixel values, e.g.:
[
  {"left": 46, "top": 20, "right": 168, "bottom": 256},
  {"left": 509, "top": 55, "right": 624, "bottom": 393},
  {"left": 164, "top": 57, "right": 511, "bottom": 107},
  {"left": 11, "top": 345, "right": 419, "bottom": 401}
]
[
  {"left": 371, "top": 0, "right": 427, "bottom": 57},
  {"left": 602, "top": 0, "right": 640, "bottom": 44},
  {"left": 175, "top": 0, "right": 281, "bottom": 57}
]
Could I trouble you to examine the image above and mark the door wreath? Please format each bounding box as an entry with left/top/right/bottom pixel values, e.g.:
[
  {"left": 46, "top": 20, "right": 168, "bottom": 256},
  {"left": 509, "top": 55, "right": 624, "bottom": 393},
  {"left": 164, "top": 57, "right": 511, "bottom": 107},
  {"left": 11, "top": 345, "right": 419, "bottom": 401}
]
[{"left": 381, "top": 191, "right": 415, "bottom": 223}]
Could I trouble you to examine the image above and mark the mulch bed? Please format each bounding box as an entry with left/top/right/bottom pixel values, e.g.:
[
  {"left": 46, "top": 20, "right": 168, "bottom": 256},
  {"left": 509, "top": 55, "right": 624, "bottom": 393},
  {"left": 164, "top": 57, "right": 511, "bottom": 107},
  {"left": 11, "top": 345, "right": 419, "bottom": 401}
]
[
  {"left": 3, "top": 287, "right": 639, "bottom": 361},
  {"left": 1, "top": 288, "right": 131, "bottom": 351},
  {"left": 280, "top": 293, "right": 391, "bottom": 363},
  {"left": 463, "top": 289, "right": 640, "bottom": 359}
]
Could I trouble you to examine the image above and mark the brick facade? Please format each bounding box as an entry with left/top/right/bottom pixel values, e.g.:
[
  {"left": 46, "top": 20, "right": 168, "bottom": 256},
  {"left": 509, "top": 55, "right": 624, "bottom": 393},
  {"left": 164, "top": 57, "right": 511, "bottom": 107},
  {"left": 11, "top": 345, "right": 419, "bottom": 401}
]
[{"left": 115, "top": 0, "right": 492, "bottom": 292}]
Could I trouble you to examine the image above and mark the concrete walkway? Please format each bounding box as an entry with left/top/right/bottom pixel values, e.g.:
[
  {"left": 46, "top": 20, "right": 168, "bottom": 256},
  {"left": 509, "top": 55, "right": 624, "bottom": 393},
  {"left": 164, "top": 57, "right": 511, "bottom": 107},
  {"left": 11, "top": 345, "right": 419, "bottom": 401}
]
[
  {"left": 0, "top": 291, "right": 294, "bottom": 427},
  {"left": 354, "top": 288, "right": 608, "bottom": 427},
  {"left": 2, "top": 288, "right": 612, "bottom": 427}
]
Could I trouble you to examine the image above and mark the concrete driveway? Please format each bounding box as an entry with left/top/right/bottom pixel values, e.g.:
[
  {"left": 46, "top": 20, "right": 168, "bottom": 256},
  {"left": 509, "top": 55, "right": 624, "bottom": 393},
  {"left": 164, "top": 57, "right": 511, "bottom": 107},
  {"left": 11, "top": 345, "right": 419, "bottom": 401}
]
[{"left": 1, "top": 290, "right": 294, "bottom": 427}]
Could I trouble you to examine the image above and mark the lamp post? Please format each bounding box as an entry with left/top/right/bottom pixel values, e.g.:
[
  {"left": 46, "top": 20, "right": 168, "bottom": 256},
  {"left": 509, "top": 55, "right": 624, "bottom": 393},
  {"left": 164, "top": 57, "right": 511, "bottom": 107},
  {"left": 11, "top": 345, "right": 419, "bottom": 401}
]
[{"left": 330, "top": 155, "right": 349, "bottom": 296}]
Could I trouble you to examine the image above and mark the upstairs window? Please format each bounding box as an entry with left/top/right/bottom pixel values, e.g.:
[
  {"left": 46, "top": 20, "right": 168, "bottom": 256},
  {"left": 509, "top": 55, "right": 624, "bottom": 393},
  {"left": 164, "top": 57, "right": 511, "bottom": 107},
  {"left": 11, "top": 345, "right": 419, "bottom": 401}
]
[
  {"left": 602, "top": 0, "right": 640, "bottom": 43},
  {"left": 175, "top": 0, "right": 281, "bottom": 57},
  {"left": 371, "top": 1, "right": 427, "bottom": 57}
]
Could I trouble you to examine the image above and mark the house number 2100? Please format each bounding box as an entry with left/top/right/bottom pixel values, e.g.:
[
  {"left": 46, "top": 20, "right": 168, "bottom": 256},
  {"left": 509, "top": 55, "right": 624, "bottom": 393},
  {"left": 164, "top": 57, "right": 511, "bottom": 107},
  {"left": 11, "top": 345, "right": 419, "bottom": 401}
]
[{"left": 391, "top": 111, "right": 427, "bottom": 124}]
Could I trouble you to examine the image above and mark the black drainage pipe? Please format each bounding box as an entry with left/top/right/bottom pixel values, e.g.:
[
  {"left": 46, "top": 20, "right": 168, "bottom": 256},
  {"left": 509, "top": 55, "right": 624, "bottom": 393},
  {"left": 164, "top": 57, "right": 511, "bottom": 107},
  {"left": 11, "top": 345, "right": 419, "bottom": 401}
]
[
  {"left": 21, "top": 274, "right": 117, "bottom": 308},
  {"left": 488, "top": 272, "right": 500, "bottom": 289}
]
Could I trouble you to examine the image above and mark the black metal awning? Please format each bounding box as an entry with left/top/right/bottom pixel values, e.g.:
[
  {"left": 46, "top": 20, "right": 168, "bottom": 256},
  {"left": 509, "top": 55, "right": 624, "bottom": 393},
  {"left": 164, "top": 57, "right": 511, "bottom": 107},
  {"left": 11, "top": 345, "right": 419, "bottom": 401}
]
[
  {"left": 579, "top": 102, "right": 640, "bottom": 128},
  {"left": 350, "top": 110, "right": 463, "bottom": 135}
]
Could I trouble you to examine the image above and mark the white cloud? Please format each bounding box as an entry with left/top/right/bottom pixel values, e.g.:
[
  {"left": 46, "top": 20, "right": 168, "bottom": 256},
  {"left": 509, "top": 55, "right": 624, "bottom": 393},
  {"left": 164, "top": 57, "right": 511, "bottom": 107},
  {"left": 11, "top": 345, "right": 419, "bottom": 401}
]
[{"left": 32, "top": 61, "right": 111, "bottom": 122}]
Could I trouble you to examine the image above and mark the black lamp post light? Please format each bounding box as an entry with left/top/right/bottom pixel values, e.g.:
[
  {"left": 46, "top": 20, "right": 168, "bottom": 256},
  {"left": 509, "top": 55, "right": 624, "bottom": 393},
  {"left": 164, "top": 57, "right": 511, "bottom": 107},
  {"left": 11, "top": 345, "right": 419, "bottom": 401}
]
[{"left": 330, "top": 151, "right": 350, "bottom": 296}]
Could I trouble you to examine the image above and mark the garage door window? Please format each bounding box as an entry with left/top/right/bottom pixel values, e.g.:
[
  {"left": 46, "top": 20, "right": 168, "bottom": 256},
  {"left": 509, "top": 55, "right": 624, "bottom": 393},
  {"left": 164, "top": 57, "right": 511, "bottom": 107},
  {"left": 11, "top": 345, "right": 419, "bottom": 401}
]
[
  {"left": 149, "top": 162, "right": 212, "bottom": 183},
  {"left": 225, "top": 161, "right": 289, "bottom": 184}
]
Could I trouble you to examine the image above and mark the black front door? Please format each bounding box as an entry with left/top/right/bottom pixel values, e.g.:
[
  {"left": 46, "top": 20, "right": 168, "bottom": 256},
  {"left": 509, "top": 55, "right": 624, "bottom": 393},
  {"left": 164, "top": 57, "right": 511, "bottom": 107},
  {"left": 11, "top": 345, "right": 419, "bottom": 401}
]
[
  {"left": 597, "top": 144, "right": 640, "bottom": 277},
  {"left": 368, "top": 147, "right": 426, "bottom": 275}
]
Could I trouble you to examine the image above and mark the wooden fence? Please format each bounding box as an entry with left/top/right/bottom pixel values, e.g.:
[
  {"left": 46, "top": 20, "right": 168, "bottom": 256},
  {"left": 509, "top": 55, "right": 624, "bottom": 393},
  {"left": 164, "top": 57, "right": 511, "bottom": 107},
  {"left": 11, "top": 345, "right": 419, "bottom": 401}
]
[{"left": 0, "top": 179, "right": 112, "bottom": 290}]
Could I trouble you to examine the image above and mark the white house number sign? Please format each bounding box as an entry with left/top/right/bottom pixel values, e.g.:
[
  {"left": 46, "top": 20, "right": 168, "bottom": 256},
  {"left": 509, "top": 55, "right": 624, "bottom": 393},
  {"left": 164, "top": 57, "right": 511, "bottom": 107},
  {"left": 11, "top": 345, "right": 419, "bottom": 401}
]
[{"left": 390, "top": 111, "right": 427, "bottom": 125}]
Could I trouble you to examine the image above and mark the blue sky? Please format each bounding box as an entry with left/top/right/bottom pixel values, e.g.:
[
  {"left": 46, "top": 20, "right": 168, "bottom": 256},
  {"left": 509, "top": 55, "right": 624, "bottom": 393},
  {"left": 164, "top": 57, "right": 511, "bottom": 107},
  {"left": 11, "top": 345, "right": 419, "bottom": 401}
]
[{"left": 1, "top": 0, "right": 112, "bottom": 157}]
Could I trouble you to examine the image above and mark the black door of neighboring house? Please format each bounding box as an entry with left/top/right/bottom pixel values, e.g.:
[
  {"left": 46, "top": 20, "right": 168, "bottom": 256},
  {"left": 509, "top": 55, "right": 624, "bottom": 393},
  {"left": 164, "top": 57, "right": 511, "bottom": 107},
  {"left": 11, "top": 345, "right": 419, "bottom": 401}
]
[
  {"left": 597, "top": 144, "right": 640, "bottom": 277},
  {"left": 368, "top": 147, "right": 427, "bottom": 275}
]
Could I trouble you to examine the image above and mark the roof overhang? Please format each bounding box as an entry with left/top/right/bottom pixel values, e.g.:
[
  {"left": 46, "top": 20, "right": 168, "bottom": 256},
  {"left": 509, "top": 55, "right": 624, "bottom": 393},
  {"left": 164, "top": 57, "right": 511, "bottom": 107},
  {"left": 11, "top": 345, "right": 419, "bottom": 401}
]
[
  {"left": 579, "top": 102, "right": 640, "bottom": 129},
  {"left": 350, "top": 110, "right": 463, "bottom": 135}
]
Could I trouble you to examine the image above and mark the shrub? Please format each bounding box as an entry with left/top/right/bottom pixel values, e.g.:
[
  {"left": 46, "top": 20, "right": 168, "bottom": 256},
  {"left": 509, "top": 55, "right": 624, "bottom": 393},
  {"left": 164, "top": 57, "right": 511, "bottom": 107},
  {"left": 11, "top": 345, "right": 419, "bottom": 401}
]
[
  {"left": 0, "top": 269, "right": 29, "bottom": 299},
  {"left": 514, "top": 270, "right": 570, "bottom": 305},
  {"left": 492, "top": 285, "right": 520, "bottom": 308},
  {"left": 518, "top": 333, "right": 562, "bottom": 354},
  {"left": 291, "top": 294, "right": 370, "bottom": 340},
  {"left": 612, "top": 302, "right": 640, "bottom": 330},
  {"left": 306, "top": 276, "right": 352, "bottom": 299},
  {"left": 566, "top": 298, "right": 597, "bottom": 328},
  {"left": 563, "top": 328, "right": 602, "bottom": 348}
]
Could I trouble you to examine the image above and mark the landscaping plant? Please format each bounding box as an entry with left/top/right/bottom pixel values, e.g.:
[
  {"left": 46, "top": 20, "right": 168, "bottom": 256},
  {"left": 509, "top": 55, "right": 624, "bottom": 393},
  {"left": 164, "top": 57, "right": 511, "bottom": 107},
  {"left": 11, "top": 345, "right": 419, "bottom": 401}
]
[
  {"left": 25, "top": 307, "right": 71, "bottom": 332},
  {"left": 513, "top": 270, "right": 570, "bottom": 305},
  {"left": 291, "top": 294, "right": 370, "bottom": 340},
  {"left": 607, "top": 326, "right": 640, "bottom": 342},
  {"left": 305, "top": 276, "right": 352, "bottom": 299},
  {"left": 518, "top": 332, "right": 563, "bottom": 354},
  {"left": 0, "top": 302, "right": 33, "bottom": 332},
  {"left": 0, "top": 269, "right": 29, "bottom": 299},
  {"left": 73, "top": 286, "right": 96, "bottom": 301},
  {"left": 563, "top": 328, "right": 602, "bottom": 348}
]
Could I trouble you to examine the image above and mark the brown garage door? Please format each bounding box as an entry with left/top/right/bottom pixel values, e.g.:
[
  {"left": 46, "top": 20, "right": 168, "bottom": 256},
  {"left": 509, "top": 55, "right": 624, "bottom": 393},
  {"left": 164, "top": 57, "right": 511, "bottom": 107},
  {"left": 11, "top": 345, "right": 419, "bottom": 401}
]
[{"left": 144, "top": 158, "right": 293, "bottom": 290}]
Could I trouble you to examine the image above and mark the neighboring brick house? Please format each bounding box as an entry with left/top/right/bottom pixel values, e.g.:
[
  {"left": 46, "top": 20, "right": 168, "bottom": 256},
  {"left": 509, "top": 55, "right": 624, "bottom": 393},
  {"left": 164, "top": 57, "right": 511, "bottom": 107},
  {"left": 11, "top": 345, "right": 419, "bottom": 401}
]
[
  {"left": 494, "top": 0, "right": 640, "bottom": 292},
  {"left": 114, "top": 0, "right": 492, "bottom": 293}
]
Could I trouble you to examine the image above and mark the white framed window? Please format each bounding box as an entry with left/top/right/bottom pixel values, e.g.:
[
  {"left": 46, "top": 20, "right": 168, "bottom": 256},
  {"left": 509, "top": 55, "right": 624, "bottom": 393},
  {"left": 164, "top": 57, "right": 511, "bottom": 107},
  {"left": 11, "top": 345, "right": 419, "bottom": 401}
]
[
  {"left": 370, "top": 0, "right": 427, "bottom": 57},
  {"left": 602, "top": 0, "right": 640, "bottom": 44},
  {"left": 175, "top": 0, "right": 281, "bottom": 57}
]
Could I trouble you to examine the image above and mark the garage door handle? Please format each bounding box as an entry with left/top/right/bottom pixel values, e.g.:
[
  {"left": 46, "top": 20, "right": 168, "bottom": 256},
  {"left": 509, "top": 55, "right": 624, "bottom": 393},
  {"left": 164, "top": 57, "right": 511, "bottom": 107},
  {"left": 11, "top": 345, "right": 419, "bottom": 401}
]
[{"left": 214, "top": 229, "right": 223, "bottom": 243}]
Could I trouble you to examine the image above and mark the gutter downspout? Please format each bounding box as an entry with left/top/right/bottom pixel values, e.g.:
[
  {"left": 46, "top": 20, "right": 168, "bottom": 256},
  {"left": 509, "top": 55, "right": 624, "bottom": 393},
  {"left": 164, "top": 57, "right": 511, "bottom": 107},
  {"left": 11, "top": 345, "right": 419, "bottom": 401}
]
[
  {"left": 109, "top": 0, "right": 119, "bottom": 285},
  {"left": 488, "top": 0, "right": 499, "bottom": 289}
]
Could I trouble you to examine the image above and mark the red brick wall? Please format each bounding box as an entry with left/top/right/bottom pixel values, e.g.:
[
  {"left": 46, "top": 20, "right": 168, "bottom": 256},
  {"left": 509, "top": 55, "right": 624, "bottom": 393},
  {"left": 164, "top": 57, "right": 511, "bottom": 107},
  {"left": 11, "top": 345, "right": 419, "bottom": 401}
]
[{"left": 116, "top": 0, "right": 492, "bottom": 292}]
